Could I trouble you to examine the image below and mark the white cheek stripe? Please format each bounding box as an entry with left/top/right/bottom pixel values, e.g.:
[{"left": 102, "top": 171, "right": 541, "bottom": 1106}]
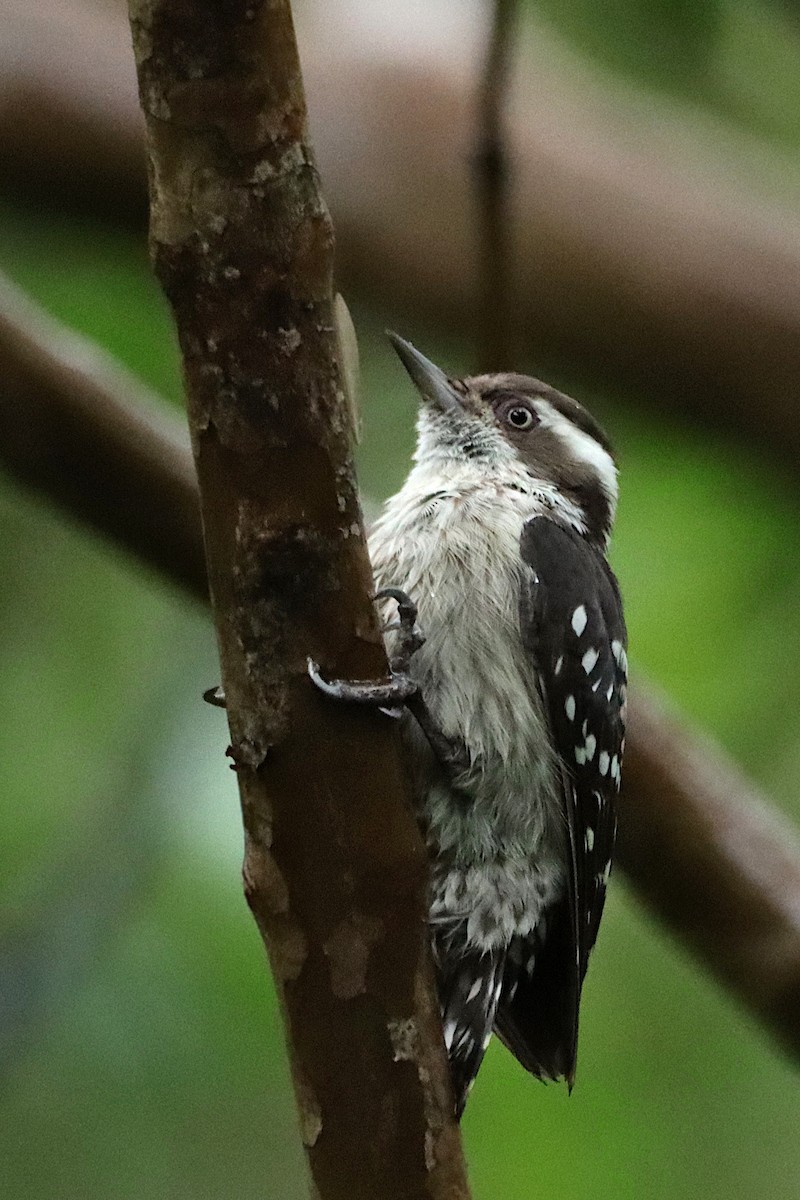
[{"left": 534, "top": 400, "right": 618, "bottom": 516}]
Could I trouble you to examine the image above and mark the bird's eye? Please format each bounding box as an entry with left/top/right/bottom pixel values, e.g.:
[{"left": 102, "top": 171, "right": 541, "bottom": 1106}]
[{"left": 507, "top": 406, "right": 534, "bottom": 429}]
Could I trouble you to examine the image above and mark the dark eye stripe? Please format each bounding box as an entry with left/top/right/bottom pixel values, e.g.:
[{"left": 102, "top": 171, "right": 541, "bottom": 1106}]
[{"left": 479, "top": 379, "right": 615, "bottom": 457}]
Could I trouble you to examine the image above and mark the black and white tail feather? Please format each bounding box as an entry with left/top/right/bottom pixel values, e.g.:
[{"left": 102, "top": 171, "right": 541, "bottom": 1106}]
[{"left": 433, "top": 936, "right": 506, "bottom": 1116}]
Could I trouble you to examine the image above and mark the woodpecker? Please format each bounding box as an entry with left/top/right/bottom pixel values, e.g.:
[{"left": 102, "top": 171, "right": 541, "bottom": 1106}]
[{"left": 311, "top": 334, "right": 627, "bottom": 1115}]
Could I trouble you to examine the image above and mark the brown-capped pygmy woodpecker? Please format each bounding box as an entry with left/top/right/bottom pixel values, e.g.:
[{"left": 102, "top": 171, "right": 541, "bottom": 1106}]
[{"left": 310, "top": 334, "right": 627, "bottom": 1116}]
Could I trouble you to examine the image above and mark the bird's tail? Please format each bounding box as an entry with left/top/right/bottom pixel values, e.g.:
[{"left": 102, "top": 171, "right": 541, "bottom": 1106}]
[{"left": 434, "top": 936, "right": 506, "bottom": 1118}]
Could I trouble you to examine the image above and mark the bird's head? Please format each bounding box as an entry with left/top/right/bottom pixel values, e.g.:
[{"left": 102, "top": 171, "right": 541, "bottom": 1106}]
[{"left": 388, "top": 333, "right": 619, "bottom": 547}]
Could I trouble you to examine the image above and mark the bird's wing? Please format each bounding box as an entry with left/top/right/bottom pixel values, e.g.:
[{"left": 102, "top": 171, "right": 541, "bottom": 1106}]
[{"left": 495, "top": 515, "right": 627, "bottom": 1082}]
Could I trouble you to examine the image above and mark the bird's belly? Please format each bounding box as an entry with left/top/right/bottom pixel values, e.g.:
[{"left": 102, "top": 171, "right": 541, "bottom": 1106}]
[
  {"left": 371, "top": 497, "right": 566, "bottom": 951},
  {"left": 402, "top": 608, "right": 567, "bottom": 951}
]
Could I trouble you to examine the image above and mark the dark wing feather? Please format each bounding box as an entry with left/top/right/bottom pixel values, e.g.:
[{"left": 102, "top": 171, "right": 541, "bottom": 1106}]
[{"left": 495, "top": 516, "right": 627, "bottom": 1083}]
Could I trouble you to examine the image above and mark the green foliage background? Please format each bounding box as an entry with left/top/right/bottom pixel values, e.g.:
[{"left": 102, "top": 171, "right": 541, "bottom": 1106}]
[{"left": 2, "top": 2, "right": 800, "bottom": 1196}]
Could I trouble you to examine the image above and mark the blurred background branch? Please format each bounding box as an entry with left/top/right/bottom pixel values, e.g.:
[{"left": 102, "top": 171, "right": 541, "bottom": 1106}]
[
  {"left": 0, "top": 273, "right": 204, "bottom": 599},
  {"left": 1, "top": 0, "right": 145, "bottom": 220},
  {"left": 620, "top": 685, "right": 800, "bottom": 1061}
]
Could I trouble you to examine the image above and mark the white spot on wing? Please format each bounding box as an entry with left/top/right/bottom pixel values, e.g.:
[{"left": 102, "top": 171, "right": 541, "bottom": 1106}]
[
  {"left": 466, "top": 979, "right": 482, "bottom": 1004},
  {"left": 585, "top": 827, "right": 595, "bottom": 851},
  {"left": 575, "top": 745, "right": 586, "bottom": 765},
  {"left": 598, "top": 751, "right": 610, "bottom": 776},
  {"left": 581, "top": 647, "right": 599, "bottom": 675},
  {"left": 585, "top": 734, "right": 596, "bottom": 761},
  {"left": 572, "top": 605, "right": 588, "bottom": 637},
  {"left": 565, "top": 695, "right": 576, "bottom": 722},
  {"left": 554, "top": 655, "right": 563, "bottom": 676}
]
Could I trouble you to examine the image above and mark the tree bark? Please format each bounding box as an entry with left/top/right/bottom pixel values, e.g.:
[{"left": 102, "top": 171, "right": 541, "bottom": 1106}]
[{"left": 126, "top": 4, "right": 469, "bottom": 1198}]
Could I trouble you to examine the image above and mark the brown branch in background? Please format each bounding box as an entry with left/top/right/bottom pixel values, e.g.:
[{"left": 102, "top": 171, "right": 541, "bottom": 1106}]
[
  {"left": 0, "top": 273, "right": 204, "bottom": 598},
  {"left": 7, "top": 2, "right": 800, "bottom": 459},
  {"left": 619, "top": 685, "right": 800, "bottom": 1060},
  {"left": 473, "top": 0, "right": 517, "bottom": 370},
  {"left": 126, "top": 4, "right": 469, "bottom": 1199},
  {"left": 0, "top": 0, "right": 146, "bottom": 219},
  {"left": 3, "top": 285, "right": 800, "bottom": 1071}
]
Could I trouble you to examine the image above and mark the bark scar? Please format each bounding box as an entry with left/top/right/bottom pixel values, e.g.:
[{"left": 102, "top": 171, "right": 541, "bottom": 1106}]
[{"left": 323, "top": 911, "right": 385, "bottom": 1000}]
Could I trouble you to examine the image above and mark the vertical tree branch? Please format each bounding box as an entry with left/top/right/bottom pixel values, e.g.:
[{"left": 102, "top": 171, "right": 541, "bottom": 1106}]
[
  {"left": 473, "top": 0, "right": 518, "bottom": 370},
  {"left": 126, "top": 5, "right": 470, "bottom": 1198}
]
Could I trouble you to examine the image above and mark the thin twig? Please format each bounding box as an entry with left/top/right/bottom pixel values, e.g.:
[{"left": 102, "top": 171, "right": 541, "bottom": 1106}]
[
  {"left": 3, "top": 284, "right": 800, "bottom": 1068},
  {"left": 126, "top": 4, "right": 470, "bottom": 1199},
  {"left": 473, "top": 0, "right": 517, "bottom": 370}
]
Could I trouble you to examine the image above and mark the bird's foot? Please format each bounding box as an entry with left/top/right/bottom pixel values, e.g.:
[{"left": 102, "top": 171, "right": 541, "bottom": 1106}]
[
  {"left": 376, "top": 586, "right": 426, "bottom": 675},
  {"left": 377, "top": 589, "right": 471, "bottom": 783},
  {"left": 309, "top": 587, "right": 470, "bottom": 786},
  {"left": 307, "top": 587, "right": 423, "bottom": 711},
  {"left": 307, "top": 658, "right": 418, "bottom": 708}
]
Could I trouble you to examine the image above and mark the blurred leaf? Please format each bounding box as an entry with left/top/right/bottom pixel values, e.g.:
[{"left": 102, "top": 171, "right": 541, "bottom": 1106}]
[{"left": 533, "top": 0, "right": 723, "bottom": 92}]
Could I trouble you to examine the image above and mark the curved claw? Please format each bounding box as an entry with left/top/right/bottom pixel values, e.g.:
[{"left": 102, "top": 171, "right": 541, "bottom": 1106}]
[
  {"left": 374, "top": 586, "right": 418, "bottom": 619},
  {"left": 374, "top": 586, "right": 415, "bottom": 605},
  {"left": 374, "top": 587, "right": 425, "bottom": 663},
  {"left": 307, "top": 658, "right": 418, "bottom": 706}
]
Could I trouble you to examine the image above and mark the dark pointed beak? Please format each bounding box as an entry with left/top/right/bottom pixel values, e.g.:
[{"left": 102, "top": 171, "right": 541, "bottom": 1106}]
[{"left": 387, "top": 332, "right": 464, "bottom": 415}]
